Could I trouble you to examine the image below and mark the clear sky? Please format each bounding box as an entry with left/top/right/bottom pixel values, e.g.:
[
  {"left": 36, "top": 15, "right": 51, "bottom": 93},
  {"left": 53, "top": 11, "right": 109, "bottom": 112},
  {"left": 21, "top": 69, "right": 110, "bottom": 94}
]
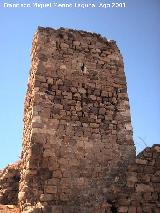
[{"left": 0, "top": 0, "right": 159, "bottom": 169}]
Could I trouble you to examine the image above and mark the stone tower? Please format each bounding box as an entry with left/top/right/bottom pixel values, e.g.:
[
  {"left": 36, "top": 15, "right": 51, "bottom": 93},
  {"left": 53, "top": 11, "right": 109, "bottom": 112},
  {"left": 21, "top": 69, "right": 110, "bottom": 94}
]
[{"left": 18, "top": 27, "right": 135, "bottom": 213}]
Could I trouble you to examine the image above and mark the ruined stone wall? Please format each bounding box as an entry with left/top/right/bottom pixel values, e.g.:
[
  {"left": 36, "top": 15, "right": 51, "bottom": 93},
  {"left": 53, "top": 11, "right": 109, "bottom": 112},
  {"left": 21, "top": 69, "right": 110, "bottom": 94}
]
[
  {"left": 0, "top": 27, "right": 159, "bottom": 213},
  {"left": 115, "top": 144, "right": 160, "bottom": 213},
  {"left": 0, "top": 162, "right": 20, "bottom": 205},
  {"left": 18, "top": 27, "right": 135, "bottom": 212},
  {"left": 0, "top": 144, "right": 159, "bottom": 212}
]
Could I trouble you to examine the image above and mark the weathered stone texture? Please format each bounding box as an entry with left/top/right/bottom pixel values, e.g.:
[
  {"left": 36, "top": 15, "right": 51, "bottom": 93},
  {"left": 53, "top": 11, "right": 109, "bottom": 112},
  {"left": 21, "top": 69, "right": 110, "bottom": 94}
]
[
  {"left": 116, "top": 144, "right": 160, "bottom": 212},
  {"left": 0, "top": 204, "right": 20, "bottom": 213},
  {"left": 18, "top": 27, "right": 135, "bottom": 212},
  {"left": 0, "top": 161, "right": 20, "bottom": 205},
  {"left": 1, "top": 27, "right": 159, "bottom": 213},
  {"left": 1, "top": 144, "right": 159, "bottom": 212}
]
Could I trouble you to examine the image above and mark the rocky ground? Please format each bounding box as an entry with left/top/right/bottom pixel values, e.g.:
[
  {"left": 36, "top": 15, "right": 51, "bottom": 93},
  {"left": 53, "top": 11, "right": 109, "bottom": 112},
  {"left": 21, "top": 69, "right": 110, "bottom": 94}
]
[{"left": 0, "top": 205, "right": 20, "bottom": 213}]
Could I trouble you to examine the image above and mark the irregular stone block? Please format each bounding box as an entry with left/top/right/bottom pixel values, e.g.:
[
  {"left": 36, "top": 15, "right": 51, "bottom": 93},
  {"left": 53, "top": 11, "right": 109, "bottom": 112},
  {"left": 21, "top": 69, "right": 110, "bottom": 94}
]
[{"left": 136, "top": 184, "right": 154, "bottom": 193}]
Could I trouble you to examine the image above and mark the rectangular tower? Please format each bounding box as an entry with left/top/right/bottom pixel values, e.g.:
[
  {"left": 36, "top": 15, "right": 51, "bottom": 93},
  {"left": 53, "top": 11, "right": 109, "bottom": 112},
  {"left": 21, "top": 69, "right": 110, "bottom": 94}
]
[{"left": 19, "top": 27, "right": 135, "bottom": 213}]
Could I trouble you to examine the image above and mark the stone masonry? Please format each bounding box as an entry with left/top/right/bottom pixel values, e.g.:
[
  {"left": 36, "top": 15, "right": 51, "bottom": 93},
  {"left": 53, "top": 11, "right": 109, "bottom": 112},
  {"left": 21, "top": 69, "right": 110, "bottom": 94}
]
[
  {"left": 0, "top": 161, "right": 20, "bottom": 205},
  {"left": 0, "top": 145, "right": 160, "bottom": 212},
  {"left": 115, "top": 144, "right": 160, "bottom": 213},
  {"left": 0, "top": 27, "right": 159, "bottom": 213},
  {"left": 18, "top": 27, "right": 135, "bottom": 212}
]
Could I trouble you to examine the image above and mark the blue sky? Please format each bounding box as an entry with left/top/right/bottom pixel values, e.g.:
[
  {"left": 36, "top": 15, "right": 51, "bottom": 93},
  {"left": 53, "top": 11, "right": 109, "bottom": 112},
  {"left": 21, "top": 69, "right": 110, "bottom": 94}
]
[{"left": 0, "top": 0, "right": 159, "bottom": 169}]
